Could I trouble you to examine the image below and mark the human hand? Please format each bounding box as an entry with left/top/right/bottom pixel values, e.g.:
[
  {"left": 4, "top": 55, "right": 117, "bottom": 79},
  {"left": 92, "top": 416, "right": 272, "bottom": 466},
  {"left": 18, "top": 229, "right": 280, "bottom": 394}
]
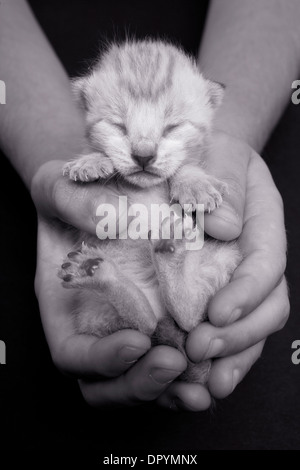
[
  {"left": 156, "top": 131, "right": 289, "bottom": 411},
  {"left": 32, "top": 160, "right": 190, "bottom": 407},
  {"left": 31, "top": 130, "right": 289, "bottom": 412}
]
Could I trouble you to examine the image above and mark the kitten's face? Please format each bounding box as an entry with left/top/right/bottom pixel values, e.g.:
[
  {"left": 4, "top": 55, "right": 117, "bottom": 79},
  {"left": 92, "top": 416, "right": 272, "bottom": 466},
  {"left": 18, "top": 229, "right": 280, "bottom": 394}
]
[{"left": 75, "top": 42, "right": 223, "bottom": 187}]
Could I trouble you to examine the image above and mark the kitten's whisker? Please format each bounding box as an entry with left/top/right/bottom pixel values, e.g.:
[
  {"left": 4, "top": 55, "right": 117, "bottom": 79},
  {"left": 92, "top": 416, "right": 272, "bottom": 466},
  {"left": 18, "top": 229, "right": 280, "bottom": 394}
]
[{"left": 101, "top": 170, "right": 118, "bottom": 187}]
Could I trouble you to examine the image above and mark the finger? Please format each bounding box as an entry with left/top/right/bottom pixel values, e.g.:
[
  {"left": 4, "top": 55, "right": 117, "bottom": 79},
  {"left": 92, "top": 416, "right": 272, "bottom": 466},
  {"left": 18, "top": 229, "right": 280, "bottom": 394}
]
[
  {"left": 157, "top": 382, "right": 211, "bottom": 412},
  {"left": 31, "top": 160, "right": 123, "bottom": 235},
  {"left": 208, "top": 341, "right": 265, "bottom": 399},
  {"left": 208, "top": 152, "right": 287, "bottom": 326},
  {"left": 78, "top": 346, "right": 187, "bottom": 407},
  {"left": 204, "top": 131, "right": 249, "bottom": 241},
  {"left": 35, "top": 219, "right": 151, "bottom": 377},
  {"left": 52, "top": 330, "right": 152, "bottom": 378},
  {"left": 186, "top": 278, "right": 289, "bottom": 362},
  {"left": 37, "top": 275, "right": 151, "bottom": 378}
]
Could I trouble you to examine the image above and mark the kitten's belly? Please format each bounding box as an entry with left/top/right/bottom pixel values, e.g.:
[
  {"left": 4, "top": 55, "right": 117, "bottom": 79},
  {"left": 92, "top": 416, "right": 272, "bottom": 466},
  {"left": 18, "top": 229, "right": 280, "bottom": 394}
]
[
  {"left": 125, "top": 181, "right": 170, "bottom": 238},
  {"left": 111, "top": 181, "right": 169, "bottom": 321},
  {"left": 82, "top": 181, "right": 170, "bottom": 321}
]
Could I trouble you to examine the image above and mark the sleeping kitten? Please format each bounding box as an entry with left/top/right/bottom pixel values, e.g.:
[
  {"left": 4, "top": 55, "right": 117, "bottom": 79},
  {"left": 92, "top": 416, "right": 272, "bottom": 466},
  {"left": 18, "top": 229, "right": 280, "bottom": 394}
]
[{"left": 58, "top": 40, "right": 242, "bottom": 384}]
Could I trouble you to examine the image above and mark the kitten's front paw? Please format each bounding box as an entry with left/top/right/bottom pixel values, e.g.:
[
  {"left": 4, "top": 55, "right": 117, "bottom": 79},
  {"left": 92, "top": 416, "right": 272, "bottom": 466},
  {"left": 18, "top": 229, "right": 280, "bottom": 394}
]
[
  {"left": 170, "top": 175, "right": 228, "bottom": 213},
  {"left": 63, "top": 154, "right": 114, "bottom": 182}
]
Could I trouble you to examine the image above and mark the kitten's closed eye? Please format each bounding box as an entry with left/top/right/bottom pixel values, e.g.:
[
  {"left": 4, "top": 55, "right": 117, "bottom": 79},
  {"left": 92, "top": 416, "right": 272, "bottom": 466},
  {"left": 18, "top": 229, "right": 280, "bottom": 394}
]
[
  {"left": 112, "top": 122, "right": 127, "bottom": 135},
  {"left": 162, "top": 123, "right": 184, "bottom": 137}
]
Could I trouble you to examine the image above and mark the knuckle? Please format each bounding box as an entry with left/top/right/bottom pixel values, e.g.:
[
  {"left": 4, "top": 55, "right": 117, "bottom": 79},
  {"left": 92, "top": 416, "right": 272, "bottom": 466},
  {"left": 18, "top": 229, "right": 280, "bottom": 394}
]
[
  {"left": 209, "top": 365, "right": 233, "bottom": 399},
  {"left": 241, "top": 329, "right": 257, "bottom": 350},
  {"left": 79, "top": 383, "right": 98, "bottom": 407},
  {"left": 258, "top": 253, "right": 287, "bottom": 282},
  {"left": 30, "top": 162, "right": 52, "bottom": 206},
  {"left": 50, "top": 345, "right": 73, "bottom": 375},
  {"left": 109, "top": 374, "right": 141, "bottom": 405},
  {"left": 275, "top": 253, "right": 287, "bottom": 276},
  {"left": 50, "top": 349, "right": 66, "bottom": 373},
  {"left": 125, "top": 381, "right": 150, "bottom": 403},
  {"left": 31, "top": 161, "right": 65, "bottom": 216},
  {"left": 52, "top": 178, "right": 70, "bottom": 219},
  {"left": 123, "top": 372, "right": 161, "bottom": 404},
  {"left": 277, "top": 299, "right": 290, "bottom": 331}
]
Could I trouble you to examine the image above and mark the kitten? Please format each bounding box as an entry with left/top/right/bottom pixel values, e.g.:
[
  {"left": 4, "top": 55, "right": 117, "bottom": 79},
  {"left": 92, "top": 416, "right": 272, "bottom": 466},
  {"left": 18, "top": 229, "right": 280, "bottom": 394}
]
[{"left": 58, "top": 40, "right": 242, "bottom": 384}]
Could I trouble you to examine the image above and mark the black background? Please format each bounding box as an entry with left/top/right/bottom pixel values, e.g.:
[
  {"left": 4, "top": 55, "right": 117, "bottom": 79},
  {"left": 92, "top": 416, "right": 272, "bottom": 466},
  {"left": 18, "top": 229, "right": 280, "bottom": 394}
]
[{"left": 0, "top": 0, "right": 300, "bottom": 451}]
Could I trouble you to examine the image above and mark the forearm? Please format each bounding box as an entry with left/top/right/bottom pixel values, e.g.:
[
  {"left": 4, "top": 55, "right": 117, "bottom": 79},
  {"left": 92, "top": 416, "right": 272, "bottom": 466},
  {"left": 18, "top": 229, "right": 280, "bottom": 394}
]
[
  {"left": 198, "top": 0, "right": 300, "bottom": 152},
  {"left": 0, "top": 0, "right": 85, "bottom": 189}
]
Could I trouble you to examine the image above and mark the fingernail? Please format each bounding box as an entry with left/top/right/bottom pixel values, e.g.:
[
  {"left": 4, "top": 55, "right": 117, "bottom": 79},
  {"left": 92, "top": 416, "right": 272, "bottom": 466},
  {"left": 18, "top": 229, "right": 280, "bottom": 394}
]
[
  {"left": 211, "top": 202, "right": 241, "bottom": 225},
  {"left": 231, "top": 369, "right": 240, "bottom": 393},
  {"left": 203, "top": 338, "right": 225, "bottom": 360},
  {"left": 174, "top": 397, "right": 199, "bottom": 412},
  {"left": 227, "top": 308, "right": 242, "bottom": 325},
  {"left": 149, "top": 367, "right": 182, "bottom": 385},
  {"left": 119, "top": 346, "right": 148, "bottom": 364}
]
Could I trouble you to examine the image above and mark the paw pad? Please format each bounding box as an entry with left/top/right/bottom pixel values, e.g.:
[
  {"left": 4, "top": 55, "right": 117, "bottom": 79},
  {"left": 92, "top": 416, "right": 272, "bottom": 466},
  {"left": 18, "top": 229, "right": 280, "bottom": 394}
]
[
  {"left": 59, "top": 249, "right": 104, "bottom": 284},
  {"left": 63, "top": 274, "right": 73, "bottom": 282},
  {"left": 81, "top": 257, "right": 103, "bottom": 276},
  {"left": 67, "top": 251, "right": 81, "bottom": 259},
  {"left": 61, "top": 262, "right": 71, "bottom": 269},
  {"left": 154, "top": 239, "right": 176, "bottom": 254}
]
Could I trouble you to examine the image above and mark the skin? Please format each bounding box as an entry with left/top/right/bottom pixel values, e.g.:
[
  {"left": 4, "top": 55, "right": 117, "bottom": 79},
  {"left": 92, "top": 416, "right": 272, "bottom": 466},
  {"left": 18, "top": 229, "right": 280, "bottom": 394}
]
[{"left": 0, "top": 0, "right": 294, "bottom": 410}]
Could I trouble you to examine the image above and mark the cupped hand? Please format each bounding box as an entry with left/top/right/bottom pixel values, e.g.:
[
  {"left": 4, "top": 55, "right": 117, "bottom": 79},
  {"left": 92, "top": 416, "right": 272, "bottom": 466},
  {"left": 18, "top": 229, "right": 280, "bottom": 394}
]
[
  {"left": 157, "top": 131, "right": 289, "bottom": 410},
  {"left": 31, "top": 131, "right": 289, "bottom": 412},
  {"left": 32, "top": 160, "right": 190, "bottom": 407}
]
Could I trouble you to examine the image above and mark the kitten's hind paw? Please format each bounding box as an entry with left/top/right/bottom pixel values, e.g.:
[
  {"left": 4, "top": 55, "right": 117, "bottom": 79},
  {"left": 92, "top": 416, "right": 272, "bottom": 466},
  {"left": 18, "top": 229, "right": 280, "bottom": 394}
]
[
  {"left": 148, "top": 217, "right": 182, "bottom": 254},
  {"left": 58, "top": 254, "right": 103, "bottom": 287},
  {"left": 153, "top": 239, "right": 176, "bottom": 254},
  {"left": 58, "top": 243, "right": 115, "bottom": 289},
  {"left": 63, "top": 153, "right": 114, "bottom": 182}
]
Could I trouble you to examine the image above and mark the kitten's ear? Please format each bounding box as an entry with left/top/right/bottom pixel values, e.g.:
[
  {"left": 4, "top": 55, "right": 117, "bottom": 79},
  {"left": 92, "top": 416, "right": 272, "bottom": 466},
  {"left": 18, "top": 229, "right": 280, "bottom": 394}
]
[
  {"left": 207, "top": 80, "right": 225, "bottom": 108},
  {"left": 71, "top": 77, "right": 90, "bottom": 111}
]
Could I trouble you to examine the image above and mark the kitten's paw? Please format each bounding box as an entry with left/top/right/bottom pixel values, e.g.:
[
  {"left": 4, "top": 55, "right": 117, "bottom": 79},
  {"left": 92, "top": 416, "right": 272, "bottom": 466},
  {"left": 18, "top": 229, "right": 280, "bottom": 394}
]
[
  {"left": 170, "top": 176, "right": 228, "bottom": 213},
  {"left": 152, "top": 238, "right": 176, "bottom": 254},
  {"left": 148, "top": 217, "right": 183, "bottom": 254},
  {"left": 58, "top": 243, "right": 115, "bottom": 288},
  {"left": 63, "top": 154, "right": 114, "bottom": 182}
]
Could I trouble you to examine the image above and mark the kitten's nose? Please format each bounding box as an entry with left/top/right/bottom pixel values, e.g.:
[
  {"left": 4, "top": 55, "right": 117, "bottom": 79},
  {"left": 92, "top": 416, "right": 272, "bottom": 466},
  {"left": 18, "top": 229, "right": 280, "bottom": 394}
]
[{"left": 132, "top": 154, "right": 155, "bottom": 169}]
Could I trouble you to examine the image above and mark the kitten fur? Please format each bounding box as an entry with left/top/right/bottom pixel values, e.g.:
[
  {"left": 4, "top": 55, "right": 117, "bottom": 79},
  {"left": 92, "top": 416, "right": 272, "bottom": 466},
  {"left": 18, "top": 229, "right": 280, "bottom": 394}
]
[{"left": 59, "top": 40, "right": 242, "bottom": 384}]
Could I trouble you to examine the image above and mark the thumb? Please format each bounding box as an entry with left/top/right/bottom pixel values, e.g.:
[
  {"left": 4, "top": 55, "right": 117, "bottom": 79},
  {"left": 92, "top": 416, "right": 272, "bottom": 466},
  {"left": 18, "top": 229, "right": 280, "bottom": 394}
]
[
  {"left": 31, "top": 160, "right": 123, "bottom": 235},
  {"left": 204, "top": 132, "right": 250, "bottom": 241}
]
